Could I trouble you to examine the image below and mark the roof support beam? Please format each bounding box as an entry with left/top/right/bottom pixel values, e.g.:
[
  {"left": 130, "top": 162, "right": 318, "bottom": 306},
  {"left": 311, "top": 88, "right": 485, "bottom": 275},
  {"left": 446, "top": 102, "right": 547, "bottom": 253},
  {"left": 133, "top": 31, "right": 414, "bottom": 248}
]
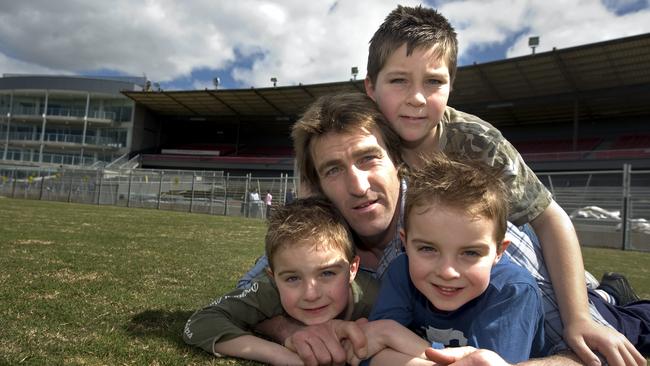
[
  {"left": 207, "top": 91, "right": 241, "bottom": 116},
  {"left": 252, "top": 89, "right": 285, "bottom": 115},
  {"left": 162, "top": 92, "right": 199, "bottom": 115},
  {"left": 474, "top": 63, "right": 519, "bottom": 124}
]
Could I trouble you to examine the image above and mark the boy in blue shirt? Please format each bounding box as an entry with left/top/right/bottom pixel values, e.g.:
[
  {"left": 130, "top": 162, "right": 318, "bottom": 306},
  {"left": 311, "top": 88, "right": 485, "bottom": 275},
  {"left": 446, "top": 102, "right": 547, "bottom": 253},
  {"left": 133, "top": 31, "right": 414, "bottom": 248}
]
[{"left": 360, "top": 154, "right": 548, "bottom": 364}]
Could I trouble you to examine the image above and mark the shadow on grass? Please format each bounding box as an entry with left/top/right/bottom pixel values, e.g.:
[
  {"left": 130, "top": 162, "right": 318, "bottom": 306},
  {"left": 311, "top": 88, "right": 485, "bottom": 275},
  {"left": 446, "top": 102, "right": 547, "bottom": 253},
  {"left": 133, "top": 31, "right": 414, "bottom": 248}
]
[{"left": 125, "top": 309, "right": 194, "bottom": 347}]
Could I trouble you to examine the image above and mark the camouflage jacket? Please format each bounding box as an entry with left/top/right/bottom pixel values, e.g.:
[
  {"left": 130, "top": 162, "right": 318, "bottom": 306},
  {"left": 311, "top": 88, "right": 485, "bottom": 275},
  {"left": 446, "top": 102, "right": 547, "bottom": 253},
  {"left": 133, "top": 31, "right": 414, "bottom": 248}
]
[{"left": 439, "top": 106, "right": 552, "bottom": 225}]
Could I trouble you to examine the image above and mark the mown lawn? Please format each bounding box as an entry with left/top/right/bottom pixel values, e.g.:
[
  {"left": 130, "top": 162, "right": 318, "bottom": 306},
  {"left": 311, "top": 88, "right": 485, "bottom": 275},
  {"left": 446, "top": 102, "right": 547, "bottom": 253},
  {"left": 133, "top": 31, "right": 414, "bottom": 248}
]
[{"left": 1, "top": 197, "right": 648, "bottom": 365}]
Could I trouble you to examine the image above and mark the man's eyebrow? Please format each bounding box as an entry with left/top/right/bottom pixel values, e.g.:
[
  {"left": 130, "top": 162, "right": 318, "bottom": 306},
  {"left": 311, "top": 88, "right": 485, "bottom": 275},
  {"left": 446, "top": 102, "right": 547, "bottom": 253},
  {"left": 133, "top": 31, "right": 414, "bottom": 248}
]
[
  {"left": 353, "top": 145, "right": 384, "bottom": 159},
  {"left": 316, "top": 157, "right": 343, "bottom": 176}
]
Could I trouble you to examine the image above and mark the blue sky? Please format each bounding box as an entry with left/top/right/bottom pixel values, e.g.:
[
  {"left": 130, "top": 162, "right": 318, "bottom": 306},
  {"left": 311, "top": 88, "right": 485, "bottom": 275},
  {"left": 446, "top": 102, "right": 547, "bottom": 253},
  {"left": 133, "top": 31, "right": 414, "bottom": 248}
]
[{"left": 0, "top": 0, "right": 648, "bottom": 90}]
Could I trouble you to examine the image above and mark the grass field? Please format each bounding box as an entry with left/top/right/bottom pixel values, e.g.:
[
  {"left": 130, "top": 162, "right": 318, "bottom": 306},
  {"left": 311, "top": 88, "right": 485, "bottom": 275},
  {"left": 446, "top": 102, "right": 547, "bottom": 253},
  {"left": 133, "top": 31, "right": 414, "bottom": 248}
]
[{"left": 1, "top": 197, "right": 648, "bottom": 365}]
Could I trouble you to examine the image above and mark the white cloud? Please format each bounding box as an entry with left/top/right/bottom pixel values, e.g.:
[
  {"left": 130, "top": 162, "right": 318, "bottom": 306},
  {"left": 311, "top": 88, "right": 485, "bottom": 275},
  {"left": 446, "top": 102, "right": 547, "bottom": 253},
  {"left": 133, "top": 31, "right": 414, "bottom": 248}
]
[{"left": 0, "top": 0, "right": 647, "bottom": 89}]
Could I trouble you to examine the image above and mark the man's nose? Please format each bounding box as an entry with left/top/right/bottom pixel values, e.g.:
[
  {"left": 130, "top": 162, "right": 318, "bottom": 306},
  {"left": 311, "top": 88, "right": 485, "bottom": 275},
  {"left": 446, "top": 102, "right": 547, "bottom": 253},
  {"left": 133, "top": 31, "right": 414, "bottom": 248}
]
[{"left": 347, "top": 165, "right": 370, "bottom": 196}]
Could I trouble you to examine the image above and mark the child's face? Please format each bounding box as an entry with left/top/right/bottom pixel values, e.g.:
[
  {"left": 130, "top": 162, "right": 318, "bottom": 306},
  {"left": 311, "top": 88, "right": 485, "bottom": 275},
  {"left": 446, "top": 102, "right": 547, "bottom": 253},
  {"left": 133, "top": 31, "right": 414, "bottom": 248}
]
[
  {"left": 401, "top": 206, "right": 506, "bottom": 312},
  {"left": 366, "top": 43, "right": 450, "bottom": 148},
  {"left": 270, "top": 241, "right": 360, "bottom": 325}
]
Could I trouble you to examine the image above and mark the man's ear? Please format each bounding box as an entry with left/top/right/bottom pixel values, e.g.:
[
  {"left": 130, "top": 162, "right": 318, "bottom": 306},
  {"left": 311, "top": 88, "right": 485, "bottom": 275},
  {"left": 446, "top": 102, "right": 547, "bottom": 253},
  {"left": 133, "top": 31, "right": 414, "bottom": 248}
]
[
  {"left": 495, "top": 239, "right": 511, "bottom": 263},
  {"left": 364, "top": 76, "right": 376, "bottom": 101}
]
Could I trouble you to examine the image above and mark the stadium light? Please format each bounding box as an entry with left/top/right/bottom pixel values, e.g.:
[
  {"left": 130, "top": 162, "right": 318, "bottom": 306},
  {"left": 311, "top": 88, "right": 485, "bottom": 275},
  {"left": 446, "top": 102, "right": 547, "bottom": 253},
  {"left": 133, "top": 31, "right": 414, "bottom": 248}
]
[
  {"left": 271, "top": 77, "right": 278, "bottom": 87},
  {"left": 351, "top": 66, "right": 359, "bottom": 80},
  {"left": 213, "top": 77, "right": 220, "bottom": 89},
  {"left": 529, "top": 36, "right": 540, "bottom": 55}
]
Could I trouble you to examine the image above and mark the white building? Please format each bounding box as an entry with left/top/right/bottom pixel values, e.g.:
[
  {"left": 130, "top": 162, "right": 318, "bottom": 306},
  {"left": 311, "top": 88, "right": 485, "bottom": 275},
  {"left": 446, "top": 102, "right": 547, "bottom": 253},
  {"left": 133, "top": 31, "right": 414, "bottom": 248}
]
[{"left": 0, "top": 74, "right": 145, "bottom": 167}]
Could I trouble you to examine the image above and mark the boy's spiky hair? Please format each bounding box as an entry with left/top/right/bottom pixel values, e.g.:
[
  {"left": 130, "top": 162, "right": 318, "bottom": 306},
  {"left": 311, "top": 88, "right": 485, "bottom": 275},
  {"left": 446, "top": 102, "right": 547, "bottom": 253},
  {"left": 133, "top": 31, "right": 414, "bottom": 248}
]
[
  {"left": 367, "top": 5, "right": 458, "bottom": 86},
  {"left": 291, "top": 92, "right": 402, "bottom": 195},
  {"left": 404, "top": 153, "right": 508, "bottom": 246},
  {"left": 265, "top": 197, "right": 355, "bottom": 271}
]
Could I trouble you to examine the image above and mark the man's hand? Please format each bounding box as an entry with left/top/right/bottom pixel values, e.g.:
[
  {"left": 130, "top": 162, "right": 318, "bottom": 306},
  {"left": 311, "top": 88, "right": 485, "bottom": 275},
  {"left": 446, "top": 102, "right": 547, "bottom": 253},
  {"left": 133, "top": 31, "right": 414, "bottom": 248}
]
[
  {"left": 425, "top": 347, "right": 511, "bottom": 366},
  {"left": 284, "top": 319, "right": 368, "bottom": 366},
  {"left": 564, "top": 320, "right": 647, "bottom": 366}
]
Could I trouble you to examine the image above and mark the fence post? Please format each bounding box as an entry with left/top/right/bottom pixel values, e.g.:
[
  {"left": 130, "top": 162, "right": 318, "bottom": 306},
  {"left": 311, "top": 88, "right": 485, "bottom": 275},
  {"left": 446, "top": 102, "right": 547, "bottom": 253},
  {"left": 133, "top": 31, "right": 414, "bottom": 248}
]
[
  {"left": 157, "top": 171, "right": 164, "bottom": 210},
  {"left": 224, "top": 173, "right": 229, "bottom": 216},
  {"left": 97, "top": 168, "right": 104, "bottom": 205},
  {"left": 209, "top": 171, "right": 216, "bottom": 215},
  {"left": 126, "top": 170, "right": 133, "bottom": 208},
  {"left": 11, "top": 169, "right": 17, "bottom": 198},
  {"left": 67, "top": 169, "right": 74, "bottom": 203},
  {"left": 244, "top": 173, "right": 251, "bottom": 218},
  {"left": 621, "top": 164, "right": 631, "bottom": 251},
  {"left": 190, "top": 172, "right": 196, "bottom": 213},
  {"left": 39, "top": 170, "right": 45, "bottom": 200}
]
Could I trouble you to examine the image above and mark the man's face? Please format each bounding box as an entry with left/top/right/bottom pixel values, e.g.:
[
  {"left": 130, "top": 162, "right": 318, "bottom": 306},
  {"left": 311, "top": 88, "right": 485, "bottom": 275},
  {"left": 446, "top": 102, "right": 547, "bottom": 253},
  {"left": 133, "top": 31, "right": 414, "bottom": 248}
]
[
  {"left": 310, "top": 128, "right": 401, "bottom": 243},
  {"left": 366, "top": 44, "right": 450, "bottom": 148},
  {"left": 402, "top": 206, "right": 504, "bottom": 312},
  {"left": 271, "top": 241, "right": 359, "bottom": 325}
]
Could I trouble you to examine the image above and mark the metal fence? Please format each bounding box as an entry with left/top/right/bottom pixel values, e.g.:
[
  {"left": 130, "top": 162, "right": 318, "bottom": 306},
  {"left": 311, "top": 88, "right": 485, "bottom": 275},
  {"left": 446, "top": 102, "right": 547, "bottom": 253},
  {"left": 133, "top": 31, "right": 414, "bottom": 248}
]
[
  {"left": 0, "top": 165, "right": 296, "bottom": 220},
  {"left": 537, "top": 164, "right": 650, "bottom": 252},
  {"left": 1, "top": 164, "right": 649, "bottom": 251}
]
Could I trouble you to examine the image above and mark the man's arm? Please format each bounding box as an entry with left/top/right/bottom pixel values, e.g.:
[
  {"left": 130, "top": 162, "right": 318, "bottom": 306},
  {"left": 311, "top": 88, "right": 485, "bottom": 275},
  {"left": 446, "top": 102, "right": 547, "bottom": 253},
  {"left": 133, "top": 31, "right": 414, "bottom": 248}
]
[{"left": 530, "top": 200, "right": 646, "bottom": 366}]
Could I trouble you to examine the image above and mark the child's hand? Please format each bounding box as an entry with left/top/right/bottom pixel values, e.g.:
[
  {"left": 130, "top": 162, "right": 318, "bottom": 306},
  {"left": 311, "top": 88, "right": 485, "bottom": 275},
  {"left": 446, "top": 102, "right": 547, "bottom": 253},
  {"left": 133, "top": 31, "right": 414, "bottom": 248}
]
[
  {"left": 564, "top": 320, "right": 645, "bottom": 366},
  {"left": 425, "top": 346, "right": 511, "bottom": 366},
  {"left": 284, "top": 319, "right": 367, "bottom": 366}
]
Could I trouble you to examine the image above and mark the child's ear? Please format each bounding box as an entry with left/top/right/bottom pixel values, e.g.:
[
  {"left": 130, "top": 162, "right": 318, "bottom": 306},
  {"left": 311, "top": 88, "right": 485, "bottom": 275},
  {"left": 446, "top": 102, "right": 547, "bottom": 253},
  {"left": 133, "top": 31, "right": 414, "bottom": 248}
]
[
  {"left": 495, "top": 239, "right": 511, "bottom": 262},
  {"left": 364, "top": 77, "right": 376, "bottom": 101},
  {"left": 265, "top": 267, "right": 274, "bottom": 278},
  {"left": 349, "top": 255, "right": 361, "bottom": 283},
  {"left": 399, "top": 228, "right": 407, "bottom": 248}
]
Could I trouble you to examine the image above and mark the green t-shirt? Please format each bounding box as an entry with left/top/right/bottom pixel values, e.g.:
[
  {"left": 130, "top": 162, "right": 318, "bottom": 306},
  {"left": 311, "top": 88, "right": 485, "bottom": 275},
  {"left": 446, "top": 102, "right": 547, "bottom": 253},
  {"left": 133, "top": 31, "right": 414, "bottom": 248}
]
[
  {"left": 439, "top": 106, "right": 553, "bottom": 225},
  {"left": 183, "top": 271, "right": 379, "bottom": 355}
]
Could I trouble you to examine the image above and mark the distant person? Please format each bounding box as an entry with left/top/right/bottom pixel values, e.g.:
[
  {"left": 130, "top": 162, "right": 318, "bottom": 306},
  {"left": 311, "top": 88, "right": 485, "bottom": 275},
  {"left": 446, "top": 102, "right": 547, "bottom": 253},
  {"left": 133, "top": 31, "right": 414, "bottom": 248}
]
[
  {"left": 248, "top": 189, "right": 261, "bottom": 218},
  {"left": 284, "top": 187, "right": 295, "bottom": 205},
  {"left": 264, "top": 189, "right": 273, "bottom": 218},
  {"left": 183, "top": 198, "right": 416, "bottom": 364}
]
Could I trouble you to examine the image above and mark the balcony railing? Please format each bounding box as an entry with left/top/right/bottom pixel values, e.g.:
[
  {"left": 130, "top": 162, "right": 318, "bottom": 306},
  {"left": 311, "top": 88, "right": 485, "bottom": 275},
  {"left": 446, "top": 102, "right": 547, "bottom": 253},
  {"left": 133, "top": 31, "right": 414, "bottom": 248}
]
[
  {"left": 1, "top": 132, "right": 124, "bottom": 148},
  {"left": 7, "top": 106, "right": 117, "bottom": 121}
]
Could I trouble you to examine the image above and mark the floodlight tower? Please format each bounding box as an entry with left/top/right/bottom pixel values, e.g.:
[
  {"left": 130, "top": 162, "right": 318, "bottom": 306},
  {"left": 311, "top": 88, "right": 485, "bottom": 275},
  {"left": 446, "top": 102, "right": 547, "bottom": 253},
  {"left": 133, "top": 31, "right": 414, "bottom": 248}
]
[
  {"left": 270, "top": 77, "right": 277, "bottom": 87},
  {"left": 213, "top": 77, "right": 220, "bottom": 89},
  {"left": 529, "top": 36, "right": 540, "bottom": 55},
  {"left": 351, "top": 66, "right": 359, "bottom": 80}
]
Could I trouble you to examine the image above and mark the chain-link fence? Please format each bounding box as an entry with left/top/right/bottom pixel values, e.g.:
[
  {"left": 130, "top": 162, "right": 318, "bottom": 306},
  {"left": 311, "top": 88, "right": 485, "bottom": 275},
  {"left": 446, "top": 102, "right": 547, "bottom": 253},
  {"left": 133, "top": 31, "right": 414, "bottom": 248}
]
[
  {"left": 537, "top": 165, "right": 650, "bottom": 251},
  {"left": 0, "top": 165, "right": 296, "bottom": 220},
  {"left": 2, "top": 164, "right": 649, "bottom": 251}
]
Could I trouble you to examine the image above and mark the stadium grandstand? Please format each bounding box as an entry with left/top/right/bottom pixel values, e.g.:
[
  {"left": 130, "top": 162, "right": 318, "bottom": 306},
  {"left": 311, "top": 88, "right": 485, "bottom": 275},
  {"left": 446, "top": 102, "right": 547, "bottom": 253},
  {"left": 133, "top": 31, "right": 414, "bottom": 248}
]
[{"left": 118, "top": 32, "right": 650, "bottom": 175}]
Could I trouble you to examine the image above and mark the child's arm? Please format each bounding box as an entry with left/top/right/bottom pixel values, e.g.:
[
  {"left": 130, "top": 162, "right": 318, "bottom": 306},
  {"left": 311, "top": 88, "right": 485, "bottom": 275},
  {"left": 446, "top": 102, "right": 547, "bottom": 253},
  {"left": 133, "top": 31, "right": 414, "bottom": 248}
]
[
  {"left": 183, "top": 274, "right": 286, "bottom": 356},
  {"left": 529, "top": 201, "right": 643, "bottom": 365},
  {"left": 214, "top": 335, "right": 303, "bottom": 365}
]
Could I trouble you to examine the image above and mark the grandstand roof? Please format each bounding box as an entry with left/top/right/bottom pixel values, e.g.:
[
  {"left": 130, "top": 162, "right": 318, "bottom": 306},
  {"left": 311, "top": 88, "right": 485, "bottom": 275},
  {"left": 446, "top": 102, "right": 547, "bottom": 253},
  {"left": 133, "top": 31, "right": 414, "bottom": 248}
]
[{"left": 123, "top": 32, "right": 650, "bottom": 127}]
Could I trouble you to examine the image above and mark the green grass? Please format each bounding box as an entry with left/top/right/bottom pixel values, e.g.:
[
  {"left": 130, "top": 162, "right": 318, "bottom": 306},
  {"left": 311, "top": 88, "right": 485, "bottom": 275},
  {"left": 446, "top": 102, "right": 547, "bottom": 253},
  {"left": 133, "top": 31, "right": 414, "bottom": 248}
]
[{"left": 1, "top": 197, "right": 648, "bottom": 365}]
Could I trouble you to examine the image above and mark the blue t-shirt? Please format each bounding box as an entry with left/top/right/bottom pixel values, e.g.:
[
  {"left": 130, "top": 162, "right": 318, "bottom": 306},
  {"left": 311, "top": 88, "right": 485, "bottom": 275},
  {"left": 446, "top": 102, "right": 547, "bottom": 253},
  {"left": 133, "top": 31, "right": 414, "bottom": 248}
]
[{"left": 369, "top": 254, "right": 548, "bottom": 364}]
